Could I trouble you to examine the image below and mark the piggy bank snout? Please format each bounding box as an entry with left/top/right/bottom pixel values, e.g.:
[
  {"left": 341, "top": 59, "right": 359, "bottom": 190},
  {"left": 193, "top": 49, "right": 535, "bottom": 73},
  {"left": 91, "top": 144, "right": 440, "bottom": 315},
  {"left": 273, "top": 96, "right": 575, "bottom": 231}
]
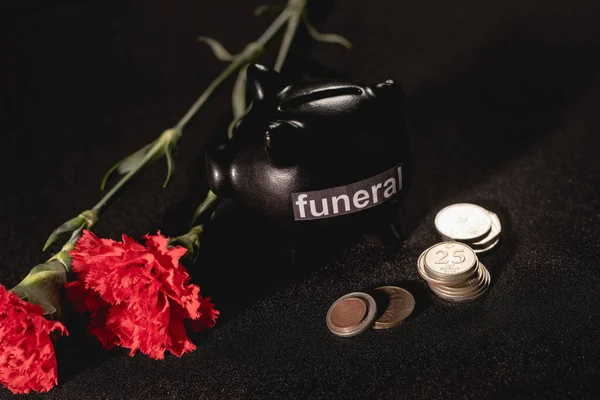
[
  {"left": 371, "top": 79, "right": 405, "bottom": 105},
  {"left": 264, "top": 121, "right": 303, "bottom": 167}
]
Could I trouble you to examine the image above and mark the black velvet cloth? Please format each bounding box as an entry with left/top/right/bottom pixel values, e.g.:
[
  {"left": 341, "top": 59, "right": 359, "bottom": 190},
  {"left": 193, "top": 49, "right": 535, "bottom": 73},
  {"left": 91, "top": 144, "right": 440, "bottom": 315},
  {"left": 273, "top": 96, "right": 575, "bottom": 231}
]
[{"left": 2, "top": 0, "right": 600, "bottom": 398}]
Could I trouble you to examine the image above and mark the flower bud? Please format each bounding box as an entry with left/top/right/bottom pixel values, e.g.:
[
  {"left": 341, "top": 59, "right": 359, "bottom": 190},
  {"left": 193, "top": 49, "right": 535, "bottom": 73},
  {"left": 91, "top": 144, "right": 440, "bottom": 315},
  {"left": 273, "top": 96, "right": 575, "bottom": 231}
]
[{"left": 11, "top": 259, "right": 68, "bottom": 319}]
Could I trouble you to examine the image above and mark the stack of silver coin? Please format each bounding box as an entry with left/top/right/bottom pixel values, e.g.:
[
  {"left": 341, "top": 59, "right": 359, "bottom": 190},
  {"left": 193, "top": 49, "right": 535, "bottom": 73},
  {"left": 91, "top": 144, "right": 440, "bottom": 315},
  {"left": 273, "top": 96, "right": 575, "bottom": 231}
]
[
  {"left": 434, "top": 203, "right": 502, "bottom": 253},
  {"left": 417, "top": 241, "right": 490, "bottom": 302}
]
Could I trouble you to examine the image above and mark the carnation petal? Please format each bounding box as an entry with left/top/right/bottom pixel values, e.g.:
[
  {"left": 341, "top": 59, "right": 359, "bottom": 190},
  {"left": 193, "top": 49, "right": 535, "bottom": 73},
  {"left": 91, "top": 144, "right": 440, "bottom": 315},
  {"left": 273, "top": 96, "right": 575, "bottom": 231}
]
[
  {"left": 66, "top": 231, "right": 218, "bottom": 360},
  {"left": 0, "top": 285, "right": 67, "bottom": 394},
  {"left": 191, "top": 296, "right": 220, "bottom": 332},
  {"left": 167, "top": 306, "right": 197, "bottom": 357}
]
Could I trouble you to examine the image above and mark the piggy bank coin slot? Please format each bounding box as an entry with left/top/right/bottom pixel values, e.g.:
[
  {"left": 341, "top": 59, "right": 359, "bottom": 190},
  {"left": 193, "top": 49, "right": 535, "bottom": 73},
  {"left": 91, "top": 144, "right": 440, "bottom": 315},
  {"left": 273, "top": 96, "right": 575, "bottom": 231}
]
[{"left": 278, "top": 87, "right": 363, "bottom": 111}]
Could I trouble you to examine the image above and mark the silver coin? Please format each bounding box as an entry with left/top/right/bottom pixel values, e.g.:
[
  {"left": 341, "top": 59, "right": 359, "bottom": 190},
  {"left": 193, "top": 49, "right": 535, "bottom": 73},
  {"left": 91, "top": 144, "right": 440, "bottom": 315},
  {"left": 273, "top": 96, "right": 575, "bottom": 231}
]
[
  {"left": 417, "top": 248, "right": 477, "bottom": 286},
  {"left": 473, "top": 238, "right": 500, "bottom": 254},
  {"left": 451, "top": 263, "right": 490, "bottom": 301},
  {"left": 428, "top": 263, "right": 488, "bottom": 295},
  {"left": 427, "top": 262, "right": 485, "bottom": 296},
  {"left": 326, "top": 292, "right": 377, "bottom": 337},
  {"left": 429, "top": 282, "right": 484, "bottom": 302},
  {"left": 471, "top": 211, "right": 502, "bottom": 247},
  {"left": 429, "top": 264, "right": 490, "bottom": 302},
  {"left": 417, "top": 250, "right": 450, "bottom": 285},
  {"left": 424, "top": 242, "right": 478, "bottom": 281},
  {"left": 435, "top": 203, "right": 492, "bottom": 242},
  {"left": 417, "top": 250, "right": 445, "bottom": 285}
]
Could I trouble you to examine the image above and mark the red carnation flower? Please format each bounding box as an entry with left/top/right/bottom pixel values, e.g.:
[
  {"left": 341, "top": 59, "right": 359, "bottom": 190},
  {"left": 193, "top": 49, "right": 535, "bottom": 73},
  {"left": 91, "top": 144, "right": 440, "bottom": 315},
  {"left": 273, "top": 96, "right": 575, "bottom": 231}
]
[
  {"left": 0, "top": 285, "right": 67, "bottom": 394},
  {"left": 66, "top": 230, "right": 218, "bottom": 359}
]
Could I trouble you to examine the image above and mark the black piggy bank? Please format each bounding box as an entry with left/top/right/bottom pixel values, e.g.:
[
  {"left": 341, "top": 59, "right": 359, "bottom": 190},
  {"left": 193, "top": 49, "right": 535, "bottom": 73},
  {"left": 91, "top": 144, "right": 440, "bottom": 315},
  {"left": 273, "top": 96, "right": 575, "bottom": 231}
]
[{"left": 207, "top": 64, "right": 410, "bottom": 236}]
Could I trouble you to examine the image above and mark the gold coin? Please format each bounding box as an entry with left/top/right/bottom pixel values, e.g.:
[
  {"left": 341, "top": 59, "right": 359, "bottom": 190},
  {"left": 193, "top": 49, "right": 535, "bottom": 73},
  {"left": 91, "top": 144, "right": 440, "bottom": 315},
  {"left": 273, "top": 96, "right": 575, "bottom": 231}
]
[{"left": 373, "top": 286, "right": 415, "bottom": 330}]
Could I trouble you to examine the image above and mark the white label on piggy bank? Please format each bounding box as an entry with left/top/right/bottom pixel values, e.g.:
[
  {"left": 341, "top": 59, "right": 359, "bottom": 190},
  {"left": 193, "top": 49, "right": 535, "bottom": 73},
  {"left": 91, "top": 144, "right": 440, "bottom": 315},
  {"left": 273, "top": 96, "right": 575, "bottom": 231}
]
[{"left": 291, "top": 164, "right": 403, "bottom": 221}]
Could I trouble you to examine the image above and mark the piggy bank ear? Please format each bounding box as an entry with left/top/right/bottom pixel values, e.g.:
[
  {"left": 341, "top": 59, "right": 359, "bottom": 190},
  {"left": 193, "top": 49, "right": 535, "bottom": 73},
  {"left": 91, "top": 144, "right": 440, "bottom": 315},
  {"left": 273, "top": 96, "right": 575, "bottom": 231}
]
[
  {"left": 264, "top": 121, "right": 301, "bottom": 167},
  {"left": 247, "top": 64, "right": 284, "bottom": 103}
]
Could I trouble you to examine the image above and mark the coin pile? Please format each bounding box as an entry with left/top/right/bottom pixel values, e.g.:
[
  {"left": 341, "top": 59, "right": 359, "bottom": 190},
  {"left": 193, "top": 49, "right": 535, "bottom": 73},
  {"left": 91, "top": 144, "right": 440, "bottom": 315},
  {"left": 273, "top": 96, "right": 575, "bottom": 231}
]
[
  {"left": 434, "top": 203, "right": 502, "bottom": 253},
  {"left": 326, "top": 286, "right": 415, "bottom": 337},
  {"left": 417, "top": 241, "right": 490, "bottom": 302}
]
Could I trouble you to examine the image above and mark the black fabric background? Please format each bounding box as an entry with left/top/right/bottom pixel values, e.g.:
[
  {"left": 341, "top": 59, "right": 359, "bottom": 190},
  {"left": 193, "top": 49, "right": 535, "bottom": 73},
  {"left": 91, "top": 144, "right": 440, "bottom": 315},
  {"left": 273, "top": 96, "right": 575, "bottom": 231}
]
[{"left": 2, "top": 0, "right": 600, "bottom": 398}]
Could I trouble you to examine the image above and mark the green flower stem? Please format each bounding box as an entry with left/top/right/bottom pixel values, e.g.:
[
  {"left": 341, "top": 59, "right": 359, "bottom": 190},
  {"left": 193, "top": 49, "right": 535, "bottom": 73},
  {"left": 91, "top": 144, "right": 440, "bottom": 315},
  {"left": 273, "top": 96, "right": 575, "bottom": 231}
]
[
  {"left": 5, "top": 0, "right": 354, "bottom": 326},
  {"left": 175, "top": 62, "right": 242, "bottom": 131},
  {"left": 96, "top": 5, "right": 298, "bottom": 216},
  {"left": 48, "top": 228, "right": 82, "bottom": 274},
  {"left": 178, "top": 5, "right": 293, "bottom": 131},
  {"left": 42, "top": 4, "right": 304, "bottom": 258},
  {"left": 41, "top": 0, "right": 350, "bottom": 271},
  {"left": 274, "top": 0, "right": 305, "bottom": 71},
  {"left": 256, "top": 5, "right": 292, "bottom": 46}
]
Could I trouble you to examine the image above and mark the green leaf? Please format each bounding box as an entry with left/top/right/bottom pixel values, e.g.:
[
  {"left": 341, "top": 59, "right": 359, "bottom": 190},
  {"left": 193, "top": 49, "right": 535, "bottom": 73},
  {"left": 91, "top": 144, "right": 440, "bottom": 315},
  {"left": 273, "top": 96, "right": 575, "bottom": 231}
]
[
  {"left": 169, "top": 235, "right": 195, "bottom": 257},
  {"left": 117, "top": 142, "right": 155, "bottom": 175},
  {"left": 232, "top": 67, "right": 248, "bottom": 119},
  {"left": 254, "top": 4, "right": 284, "bottom": 16},
  {"left": 43, "top": 215, "right": 83, "bottom": 251},
  {"left": 198, "top": 36, "right": 233, "bottom": 61},
  {"left": 302, "top": 14, "right": 353, "bottom": 50},
  {"left": 100, "top": 142, "right": 153, "bottom": 190},
  {"left": 169, "top": 225, "right": 204, "bottom": 263},
  {"left": 43, "top": 211, "right": 97, "bottom": 251},
  {"left": 228, "top": 103, "right": 252, "bottom": 139},
  {"left": 191, "top": 190, "right": 219, "bottom": 226},
  {"left": 163, "top": 143, "right": 175, "bottom": 188},
  {"left": 101, "top": 160, "right": 123, "bottom": 191}
]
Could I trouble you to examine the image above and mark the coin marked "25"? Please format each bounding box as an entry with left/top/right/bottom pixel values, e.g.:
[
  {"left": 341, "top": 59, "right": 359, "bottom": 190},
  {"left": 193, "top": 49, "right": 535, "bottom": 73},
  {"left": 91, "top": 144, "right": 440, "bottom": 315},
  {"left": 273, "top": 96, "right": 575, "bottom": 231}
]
[{"left": 435, "top": 248, "right": 466, "bottom": 264}]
